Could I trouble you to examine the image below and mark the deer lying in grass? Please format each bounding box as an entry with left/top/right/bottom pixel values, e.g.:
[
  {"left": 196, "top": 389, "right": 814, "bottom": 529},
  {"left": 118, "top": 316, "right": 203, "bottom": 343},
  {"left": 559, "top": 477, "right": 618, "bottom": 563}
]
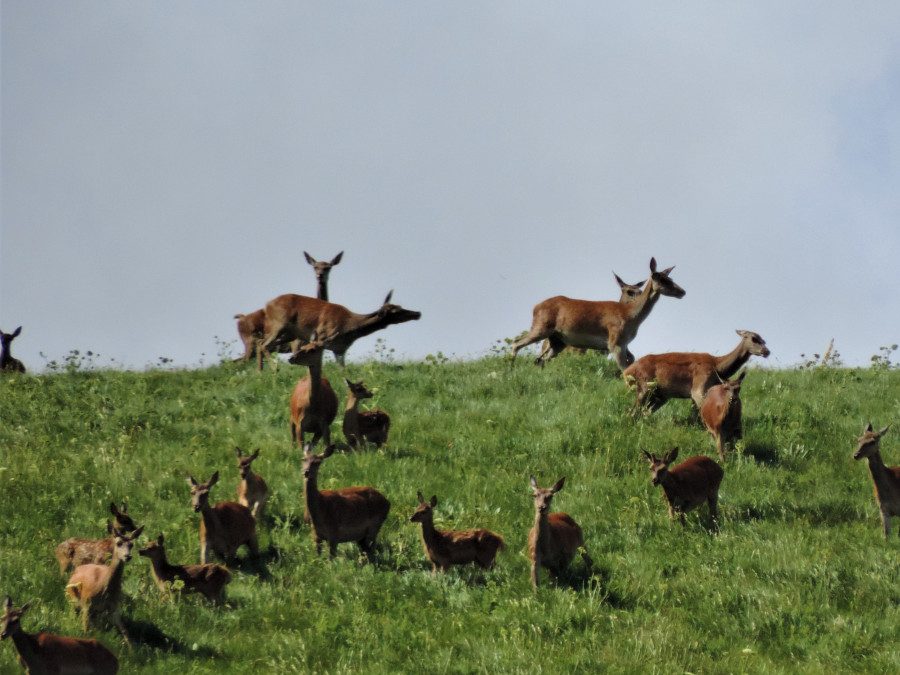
[
  {"left": 139, "top": 534, "right": 231, "bottom": 603},
  {"left": 643, "top": 448, "right": 723, "bottom": 528},
  {"left": 853, "top": 423, "right": 899, "bottom": 539},
  {"left": 55, "top": 503, "right": 139, "bottom": 575},
  {"left": 302, "top": 444, "right": 390, "bottom": 560},
  {"left": 2, "top": 597, "right": 119, "bottom": 674},
  {"left": 187, "top": 472, "right": 258, "bottom": 565},
  {"left": 624, "top": 330, "right": 770, "bottom": 414},
  {"left": 700, "top": 370, "right": 746, "bottom": 461},
  {"left": 410, "top": 492, "right": 504, "bottom": 573},
  {"left": 343, "top": 379, "right": 390, "bottom": 448},
  {"left": 288, "top": 343, "right": 338, "bottom": 449},
  {"left": 0, "top": 326, "right": 25, "bottom": 374},
  {"left": 65, "top": 527, "right": 143, "bottom": 646},
  {"left": 528, "top": 477, "right": 591, "bottom": 589},
  {"left": 235, "top": 447, "right": 268, "bottom": 520},
  {"left": 511, "top": 258, "right": 685, "bottom": 369}
]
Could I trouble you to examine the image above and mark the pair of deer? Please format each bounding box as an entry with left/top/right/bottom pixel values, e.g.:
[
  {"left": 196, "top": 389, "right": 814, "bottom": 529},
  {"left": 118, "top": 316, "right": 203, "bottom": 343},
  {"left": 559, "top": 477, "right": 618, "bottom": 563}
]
[{"left": 1, "top": 327, "right": 25, "bottom": 373}]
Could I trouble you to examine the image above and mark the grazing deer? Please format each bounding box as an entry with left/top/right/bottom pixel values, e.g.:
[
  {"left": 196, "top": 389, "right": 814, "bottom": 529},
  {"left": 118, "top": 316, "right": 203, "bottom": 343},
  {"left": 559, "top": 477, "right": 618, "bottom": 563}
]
[
  {"left": 2, "top": 597, "right": 119, "bottom": 674},
  {"left": 65, "top": 527, "right": 143, "bottom": 646},
  {"left": 55, "top": 503, "right": 139, "bottom": 575},
  {"left": 511, "top": 258, "right": 685, "bottom": 370},
  {"left": 343, "top": 379, "right": 391, "bottom": 448},
  {"left": 528, "top": 477, "right": 591, "bottom": 589},
  {"left": 642, "top": 448, "right": 723, "bottom": 527},
  {"left": 187, "top": 472, "right": 258, "bottom": 565},
  {"left": 235, "top": 447, "right": 269, "bottom": 520},
  {"left": 624, "top": 330, "right": 770, "bottom": 414},
  {"left": 700, "top": 370, "right": 746, "bottom": 461},
  {"left": 139, "top": 534, "right": 232, "bottom": 603},
  {"left": 288, "top": 343, "right": 339, "bottom": 449},
  {"left": 0, "top": 327, "right": 25, "bottom": 374},
  {"left": 410, "top": 492, "right": 504, "bottom": 573},
  {"left": 304, "top": 250, "right": 344, "bottom": 302},
  {"left": 852, "top": 423, "right": 899, "bottom": 538},
  {"left": 302, "top": 444, "right": 390, "bottom": 560}
]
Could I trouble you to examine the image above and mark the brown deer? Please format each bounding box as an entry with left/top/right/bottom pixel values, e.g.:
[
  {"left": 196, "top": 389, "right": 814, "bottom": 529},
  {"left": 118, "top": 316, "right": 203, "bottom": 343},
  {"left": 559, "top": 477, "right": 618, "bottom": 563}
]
[
  {"left": 304, "top": 250, "right": 344, "bottom": 302},
  {"left": 139, "top": 534, "right": 232, "bottom": 603},
  {"left": 528, "top": 477, "right": 591, "bottom": 589},
  {"left": 2, "top": 597, "right": 119, "bottom": 674},
  {"left": 65, "top": 527, "right": 143, "bottom": 646},
  {"left": 302, "top": 444, "right": 390, "bottom": 560},
  {"left": 410, "top": 492, "right": 504, "bottom": 573},
  {"left": 642, "top": 448, "right": 723, "bottom": 527},
  {"left": 511, "top": 258, "right": 685, "bottom": 369},
  {"left": 235, "top": 447, "right": 268, "bottom": 520},
  {"left": 55, "top": 503, "right": 139, "bottom": 575},
  {"left": 624, "top": 330, "right": 770, "bottom": 414},
  {"left": 343, "top": 379, "right": 390, "bottom": 448},
  {"left": 288, "top": 343, "right": 339, "bottom": 449},
  {"left": 233, "top": 310, "right": 298, "bottom": 364},
  {"left": 0, "top": 327, "right": 25, "bottom": 374},
  {"left": 852, "top": 423, "right": 899, "bottom": 538},
  {"left": 700, "top": 370, "right": 746, "bottom": 461},
  {"left": 187, "top": 472, "right": 258, "bottom": 565}
]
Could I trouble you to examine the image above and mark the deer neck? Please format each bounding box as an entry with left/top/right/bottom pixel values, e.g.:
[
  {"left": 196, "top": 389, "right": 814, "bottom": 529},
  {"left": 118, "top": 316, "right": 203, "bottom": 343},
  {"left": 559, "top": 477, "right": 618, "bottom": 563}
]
[
  {"left": 316, "top": 278, "right": 329, "bottom": 302},
  {"left": 343, "top": 394, "right": 360, "bottom": 437},
  {"left": 865, "top": 451, "right": 894, "bottom": 499},
  {"left": 625, "top": 282, "right": 661, "bottom": 326},
  {"left": 306, "top": 361, "right": 325, "bottom": 401},
  {"left": 533, "top": 509, "right": 550, "bottom": 544},
  {"left": 0, "top": 346, "right": 10, "bottom": 367},
  {"left": 148, "top": 552, "right": 178, "bottom": 583},
  {"left": 339, "top": 311, "right": 390, "bottom": 342},
  {"left": 10, "top": 629, "right": 41, "bottom": 670},
  {"left": 714, "top": 341, "right": 751, "bottom": 379},
  {"left": 304, "top": 470, "right": 323, "bottom": 523},
  {"left": 418, "top": 513, "right": 440, "bottom": 548},
  {"left": 200, "top": 501, "right": 222, "bottom": 535},
  {"left": 105, "top": 553, "right": 128, "bottom": 597}
]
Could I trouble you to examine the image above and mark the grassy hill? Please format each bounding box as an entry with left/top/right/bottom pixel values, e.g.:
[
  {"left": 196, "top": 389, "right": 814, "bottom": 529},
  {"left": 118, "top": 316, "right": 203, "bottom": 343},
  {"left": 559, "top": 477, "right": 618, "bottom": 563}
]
[{"left": 1, "top": 352, "right": 898, "bottom": 673}]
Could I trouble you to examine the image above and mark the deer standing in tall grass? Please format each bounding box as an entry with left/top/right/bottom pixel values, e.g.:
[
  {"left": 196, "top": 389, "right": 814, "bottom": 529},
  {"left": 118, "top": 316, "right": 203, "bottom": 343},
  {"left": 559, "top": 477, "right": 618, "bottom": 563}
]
[
  {"left": 528, "top": 477, "right": 591, "bottom": 589},
  {"left": 187, "top": 472, "right": 258, "bottom": 564},
  {"left": 853, "top": 423, "right": 899, "bottom": 539},
  {"left": 288, "top": 343, "right": 338, "bottom": 449},
  {"left": 235, "top": 447, "right": 268, "bottom": 520},
  {"left": 139, "top": 534, "right": 232, "bottom": 603},
  {"left": 643, "top": 448, "right": 723, "bottom": 528},
  {"left": 55, "top": 503, "right": 139, "bottom": 575},
  {"left": 343, "top": 379, "right": 390, "bottom": 448},
  {"left": 0, "top": 327, "right": 25, "bottom": 374},
  {"left": 700, "top": 370, "right": 746, "bottom": 461}
]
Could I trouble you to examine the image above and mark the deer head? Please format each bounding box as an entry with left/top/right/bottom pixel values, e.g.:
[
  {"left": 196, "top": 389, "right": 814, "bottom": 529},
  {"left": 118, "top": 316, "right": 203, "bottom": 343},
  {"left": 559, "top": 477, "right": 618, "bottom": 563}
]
[
  {"left": 1, "top": 597, "right": 30, "bottom": 640},
  {"left": 345, "top": 379, "right": 374, "bottom": 400},
  {"left": 648, "top": 258, "right": 686, "bottom": 298},
  {"left": 235, "top": 447, "right": 261, "bottom": 479},
  {"left": 375, "top": 290, "right": 422, "bottom": 324},
  {"left": 643, "top": 447, "right": 679, "bottom": 486},
  {"left": 614, "top": 273, "right": 647, "bottom": 302},
  {"left": 0, "top": 327, "right": 21, "bottom": 352},
  {"left": 530, "top": 476, "right": 566, "bottom": 514},
  {"left": 187, "top": 472, "right": 219, "bottom": 512},
  {"left": 410, "top": 491, "right": 438, "bottom": 523},
  {"left": 302, "top": 443, "right": 336, "bottom": 479},
  {"left": 736, "top": 330, "right": 770, "bottom": 358},
  {"left": 853, "top": 423, "right": 890, "bottom": 460},
  {"left": 111, "top": 526, "right": 143, "bottom": 562},
  {"left": 138, "top": 534, "right": 167, "bottom": 561},
  {"left": 288, "top": 341, "right": 326, "bottom": 366},
  {"left": 304, "top": 251, "right": 344, "bottom": 283},
  {"left": 109, "top": 502, "right": 136, "bottom": 533}
]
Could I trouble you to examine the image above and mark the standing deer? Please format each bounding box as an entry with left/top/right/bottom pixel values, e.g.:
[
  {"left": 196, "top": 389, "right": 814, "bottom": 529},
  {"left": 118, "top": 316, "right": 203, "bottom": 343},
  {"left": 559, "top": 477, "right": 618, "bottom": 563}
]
[
  {"left": 528, "top": 477, "right": 591, "bottom": 589},
  {"left": 410, "top": 492, "right": 504, "bottom": 573},
  {"left": 187, "top": 472, "right": 258, "bottom": 564},
  {"left": 511, "top": 258, "right": 685, "bottom": 369},
  {"left": 343, "top": 379, "right": 391, "bottom": 448},
  {"left": 642, "top": 448, "right": 723, "bottom": 527},
  {"left": 235, "top": 447, "right": 268, "bottom": 520},
  {"left": 852, "top": 423, "right": 899, "bottom": 538},
  {"left": 0, "top": 327, "right": 25, "bottom": 374},
  {"left": 304, "top": 251, "right": 344, "bottom": 302},
  {"left": 700, "top": 370, "right": 746, "bottom": 461},
  {"left": 2, "top": 597, "right": 119, "bottom": 674},
  {"left": 139, "top": 534, "right": 232, "bottom": 603},
  {"left": 55, "top": 503, "right": 139, "bottom": 575},
  {"left": 288, "top": 343, "right": 339, "bottom": 449}
]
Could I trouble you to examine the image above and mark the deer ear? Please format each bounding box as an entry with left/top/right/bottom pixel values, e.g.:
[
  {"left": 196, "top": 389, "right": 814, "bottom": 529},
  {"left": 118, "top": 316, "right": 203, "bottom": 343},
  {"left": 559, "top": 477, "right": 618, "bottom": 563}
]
[
  {"left": 131, "top": 526, "right": 144, "bottom": 540},
  {"left": 529, "top": 475, "right": 538, "bottom": 490},
  {"left": 345, "top": 378, "right": 353, "bottom": 387},
  {"left": 649, "top": 257, "right": 657, "bottom": 272},
  {"left": 110, "top": 502, "right": 119, "bottom": 516},
  {"left": 235, "top": 447, "right": 243, "bottom": 458},
  {"left": 106, "top": 520, "right": 114, "bottom": 534},
  {"left": 304, "top": 251, "right": 316, "bottom": 265},
  {"left": 551, "top": 477, "right": 566, "bottom": 493},
  {"left": 331, "top": 251, "right": 344, "bottom": 265},
  {"left": 251, "top": 449, "right": 260, "bottom": 460},
  {"left": 660, "top": 265, "right": 675, "bottom": 275},
  {"left": 187, "top": 475, "right": 198, "bottom": 487},
  {"left": 430, "top": 495, "right": 438, "bottom": 508},
  {"left": 19, "top": 602, "right": 31, "bottom": 613},
  {"left": 877, "top": 425, "right": 890, "bottom": 438},
  {"left": 157, "top": 533, "right": 164, "bottom": 545},
  {"left": 12, "top": 326, "right": 22, "bottom": 337},
  {"left": 383, "top": 290, "right": 394, "bottom": 305},
  {"left": 3, "top": 596, "right": 11, "bottom": 610},
  {"left": 209, "top": 471, "right": 220, "bottom": 486},
  {"left": 865, "top": 422, "right": 874, "bottom": 433},
  {"left": 614, "top": 273, "right": 626, "bottom": 288},
  {"left": 416, "top": 490, "right": 425, "bottom": 504},
  {"left": 666, "top": 447, "right": 679, "bottom": 463},
  {"left": 641, "top": 450, "right": 653, "bottom": 463}
]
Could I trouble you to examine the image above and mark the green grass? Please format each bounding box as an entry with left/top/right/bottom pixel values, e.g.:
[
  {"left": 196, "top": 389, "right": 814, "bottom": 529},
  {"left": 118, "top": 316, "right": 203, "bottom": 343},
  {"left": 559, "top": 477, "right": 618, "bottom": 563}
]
[{"left": 1, "top": 353, "right": 898, "bottom": 673}]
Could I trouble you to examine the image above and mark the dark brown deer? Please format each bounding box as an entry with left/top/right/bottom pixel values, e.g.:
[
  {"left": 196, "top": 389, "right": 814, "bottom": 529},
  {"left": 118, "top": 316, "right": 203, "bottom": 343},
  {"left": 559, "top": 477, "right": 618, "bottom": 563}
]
[
  {"left": 528, "top": 477, "right": 591, "bottom": 589},
  {"left": 0, "top": 327, "right": 25, "bottom": 374},
  {"left": 304, "top": 250, "right": 343, "bottom": 302},
  {"left": 343, "top": 379, "right": 390, "bottom": 448},
  {"left": 288, "top": 343, "right": 338, "bottom": 449},
  {"left": 642, "top": 448, "right": 723, "bottom": 527},
  {"left": 235, "top": 447, "right": 268, "bottom": 520},
  {"left": 139, "top": 534, "right": 232, "bottom": 603},
  {"left": 55, "top": 503, "right": 139, "bottom": 575},
  {"left": 187, "top": 472, "right": 258, "bottom": 564},
  {"left": 853, "top": 423, "right": 899, "bottom": 539},
  {"left": 700, "top": 370, "right": 746, "bottom": 461}
]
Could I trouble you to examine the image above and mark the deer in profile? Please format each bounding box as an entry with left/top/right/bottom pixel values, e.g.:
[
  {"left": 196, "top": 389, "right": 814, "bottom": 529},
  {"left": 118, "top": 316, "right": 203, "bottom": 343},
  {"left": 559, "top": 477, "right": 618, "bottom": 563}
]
[
  {"left": 288, "top": 342, "right": 339, "bottom": 449},
  {"left": 624, "top": 330, "right": 770, "bottom": 414},
  {"left": 643, "top": 448, "right": 723, "bottom": 528},
  {"left": 55, "top": 503, "right": 139, "bottom": 575},
  {"left": 187, "top": 472, "right": 258, "bottom": 565},
  {"left": 410, "top": 492, "right": 504, "bottom": 574},
  {"left": 852, "top": 423, "right": 899, "bottom": 539},
  {"left": 343, "top": 379, "right": 391, "bottom": 448},
  {"left": 528, "top": 477, "right": 591, "bottom": 589},
  {"left": 139, "top": 534, "right": 232, "bottom": 604},
  {"left": 302, "top": 444, "right": 390, "bottom": 560},
  {"left": 235, "top": 447, "right": 268, "bottom": 520},
  {"left": 0, "top": 327, "right": 25, "bottom": 374},
  {"left": 700, "top": 370, "right": 746, "bottom": 461},
  {"left": 2, "top": 597, "right": 119, "bottom": 674},
  {"left": 511, "top": 258, "right": 685, "bottom": 370}
]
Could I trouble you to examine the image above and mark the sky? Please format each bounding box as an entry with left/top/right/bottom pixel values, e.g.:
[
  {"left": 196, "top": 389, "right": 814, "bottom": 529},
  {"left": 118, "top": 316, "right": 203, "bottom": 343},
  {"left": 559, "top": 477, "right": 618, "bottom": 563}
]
[{"left": 2, "top": 2, "right": 899, "bottom": 370}]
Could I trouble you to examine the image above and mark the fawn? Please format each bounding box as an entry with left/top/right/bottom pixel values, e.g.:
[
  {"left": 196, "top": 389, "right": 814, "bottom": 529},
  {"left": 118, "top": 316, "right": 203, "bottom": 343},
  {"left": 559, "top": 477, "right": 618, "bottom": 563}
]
[
  {"left": 343, "top": 379, "right": 391, "bottom": 448},
  {"left": 235, "top": 447, "right": 268, "bottom": 520},
  {"left": 528, "top": 477, "right": 591, "bottom": 589},
  {"left": 700, "top": 370, "right": 746, "bottom": 461},
  {"left": 55, "top": 503, "right": 138, "bottom": 575},
  {"left": 0, "top": 326, "right": 25, "bottom": 374},
  {"left": 139, "top": 534, "right": 232, "bottom": 603},
  {"left": 853, "top": 423, "right": 899, "bottom": 538},
  {"left": 643, "top": 448, "right": 723, "bottom": 527},
  {"left": 187, "top": 472, "right": 258, "bottom": 564}
]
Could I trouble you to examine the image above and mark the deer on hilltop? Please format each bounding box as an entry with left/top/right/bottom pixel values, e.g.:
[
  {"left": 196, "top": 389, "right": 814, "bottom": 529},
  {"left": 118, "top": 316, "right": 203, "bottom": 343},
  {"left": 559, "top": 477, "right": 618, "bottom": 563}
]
[
  {"left": 288, "top": 343, "right": 339, "bottom": 449},
  {"left": 700, "top": 370, "right": 746, "bottom": 461},
  {"left": 0, "top": 326, "right": 25, "bottom": 374},
  {"left": 139, "top": 534, "right": 232, "bottom": 603},
  {"left": 852, "top": 423, "right": 899, "bottom": 538},
  {"left": 187, "top": 472, "right": 258, "bottom": 564},
  {"left": 343, "top": 379, "right": 391, "bottom": 448},
  {"left": 528, "top": 477, "right": 592, "bottom": 589},
  {"left": 304, "top": 250, "right": 343, "bottom": 302},
  {"left": 55, "top": 503, "right": 139, "bottom": 575},
  {"left": 643, "top": 448, "right": 723, "bottom": 528}
]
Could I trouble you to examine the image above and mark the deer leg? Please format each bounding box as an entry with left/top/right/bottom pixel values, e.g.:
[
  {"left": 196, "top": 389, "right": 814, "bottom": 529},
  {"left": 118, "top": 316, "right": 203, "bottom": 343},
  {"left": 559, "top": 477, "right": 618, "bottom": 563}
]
[
  {"left": 200, "top": 540, "right": 208, "bottom": 565},
  {"left": 708, "top": 496, "right": 720, "bottom": 531},
  {"left": 114, "top": 612, "right": 132, "bottom": 649},
  {"left": 247, "top": 533, "right": 259, "bottom": 558},
  {"left": 314, "top": 537, "right": 323, "bottom": 556},
  {"left": 530, "top": 555, "right": 540, "bottom": 589},
  {"left": 881, "top": 510, "right": 891, "bottom": 539},
  {"left": 510, "top": 329, "right": 549, "bottom": 364},
  {"left": 580, "top": 547, "right": 593, "bottom": 573},
  {"left": 611, "top": 345, "right": 632, "bottom": 370},
  {"left": 333, "top": 350, "right": 346, "bottom": 367},
  {"left": 716, "top": 436, "right": 725, "bottom": 462},
  {"left": 536, "top": 335, "right": 565, "bottom": 366},
  {"left": 328, "top": 541, "right": 338, "bottom": 559}
]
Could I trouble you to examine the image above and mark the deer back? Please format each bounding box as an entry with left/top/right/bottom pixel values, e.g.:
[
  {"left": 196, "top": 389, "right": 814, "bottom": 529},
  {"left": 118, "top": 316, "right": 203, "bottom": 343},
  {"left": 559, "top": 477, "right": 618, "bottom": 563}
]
[
  {"left": 204, "top": 502, "right": 256, "bottom": 552},
  {"left": 55, "top": 537, "right": 115, "bottom": 573},
  {"left": 312, "top": 486, "right": 390, "bottom": 543},
  {"left": 701, "top": 383, "right": 742, "bottom": 438},
  {"left": 264, "top": 294, "right": 353, "bottom": 343},
  {"left": 290, "top": 376, "right": 338, "bottom": 428},
  {"left": 665, "top": 456, "right": 724, "bottom": 506},
  {"left": 625, "top": 352, "right": 718, "bottom": 397},
  {"left": 66, "top": 563, "right": 117, "bottom": 605},
  {"left": 529, "top": 512, "right": 584, "bottom": 567},
  {"left": 26, "top": 632, "right": 119, "bottom": 674}
]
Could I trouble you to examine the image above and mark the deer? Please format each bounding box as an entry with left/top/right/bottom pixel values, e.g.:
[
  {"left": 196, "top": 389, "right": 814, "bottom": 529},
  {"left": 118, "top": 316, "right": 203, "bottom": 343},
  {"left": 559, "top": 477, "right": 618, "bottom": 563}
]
[
  {"left": 2, "top": 597, "right": 119, "bottom": 674},
  {"left": 55, "top": 503, "right": 139, "bottom": 575},
  {"left": 138, "top": 534, "right": 232, "bottom": 603},
  {"left": 642, "top": 448, "right": 723, "bottom": 528},
  {"left": 302, "top": 443, "right": 391, "bottom": 561},
  {"left": 528, "top": 477, "right": 592, "bottom": 589},
  {"left": 304, "top": 250, "right": 344, "bottom": 302},
  {"left": 65, "top": 526, "right": 143, "bottom": 646},
  {"left": 0, "top": 326, "right": 25, "bottom": 374},
  {"left": 700, "top": 370, "right": 746, "bottom": 461},
  {"left": 343, "top": 379, "right": 390, "bottom": 449},
  {"left": 187, "top": 472, "right": 259, "bottom": 565},
  {"left": 235, "top": 447, "right": 268, "bottom": 520},
  {"left": 511, "top": 258, "right": 685, "bottom": 370},
  {"left": 288, "top": 342, "right": 339, "bottom": 449},
  {"left": 852, "top": 423, "right": 899, "bottom": 539},
  {"left": 624, "top": 330, "right": 770, "bottom": 414},
  {"left": 233, "top": 309, "right": 299, "bottom": 364},
  {"left": 410, "top": 492, "right": 504, "bottom": 573}
]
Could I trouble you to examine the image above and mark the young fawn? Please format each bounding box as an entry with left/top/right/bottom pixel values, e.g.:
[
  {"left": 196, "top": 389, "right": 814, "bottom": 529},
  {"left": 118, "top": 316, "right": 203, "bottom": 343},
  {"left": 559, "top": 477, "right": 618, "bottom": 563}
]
[
  {"left": 700, "top": 370, "right": 746, "bottom": 461},
  {"left": 410, "top": 492, "right": 504, "bottom": 573},
  {"left": 643, "top": 448, "right": 723, "bottom": 527},
  {"left": 2, "top": 597, "right": 119, "bottom": 674},
  {"left": 55, "top": 503, "right": 139, "bottom": 575},
  {"left": 302, "top": 444, "right": 390, "bottom": 560},
  {"left": 187, "top": 472, "right": 258, "bottom": 564},
  {"left": 528, "top": 477, "right": 591, "bottom": 589},
  {"left": 853, "top": 423, "right": 899, "bottom": 538},
  {"left": 0, "top": 326, "right": 25, "bottom": 374},
  {"left": 139, "top": 534, "right": 232, "bottom": 603},
  {"left": 288, "top": 343, "right": 338, "bottom": 449},
  {"left": 343, "top": 379, "right": 391, "bottom": 448},
  {"left": 235, "top": 447, "right": 268, "bottom": 520}
]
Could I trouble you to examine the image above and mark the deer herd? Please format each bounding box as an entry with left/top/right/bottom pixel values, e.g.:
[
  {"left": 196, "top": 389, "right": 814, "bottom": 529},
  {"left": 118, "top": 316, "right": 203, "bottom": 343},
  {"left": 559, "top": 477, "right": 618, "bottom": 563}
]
[{"left": 1, "top": 252, "right": 897, "bottom": 673}]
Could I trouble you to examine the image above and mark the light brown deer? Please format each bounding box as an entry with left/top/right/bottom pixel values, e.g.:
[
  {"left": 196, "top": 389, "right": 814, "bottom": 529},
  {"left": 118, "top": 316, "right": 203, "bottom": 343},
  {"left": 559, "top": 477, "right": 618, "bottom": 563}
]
[
  {"left": 343, "top": 379, "right": 391, "bottom": 448},
  {"left": 288, "top": 343, "right": 339, "bottom": 449},
  {"left": 511, "top": 258, "right": 685, "bottom": 369},
  {"left": 187, "top": 472, "right": 258, "bottom": 565},
  {"left": 302, "top": 444, "right": 390, "bottom": 560},
  {"left": 2, "top": 597, "right": 119, "bottom": 674},
  {"left": 0, "top": 327, "right": 25, "bottom": 374},
  {"left": 410, "top": 492, "right": 504, "bottom": 573},
  {"left": 642, "top": 448, "right": 723, "bottom": 527},
  {"left": 235, "top": 447, "right": 268, "bottom": 520},
  {"left": 853, "top": 423, "right": 899, "bottom": 538},
  {"left": 139, "top": 534, "right": 232, "bottom": 603},
  {"left": 233, "top": 310, "right": 297, "bottom": 364},
  {"left": 700, "top": 370, "right": 746, "bottom": 461},
  {"left": 624, "top": 330, "right": 770, "bottom": 413},
  {"left": 55, "top": 503, "right": 139, "bottom": 575},
  {"left": 528, "top": 477, "right": 591, "bottom": 589},
  {"left": 304, "top": 250, "right": 344, "bottom": 302}
]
